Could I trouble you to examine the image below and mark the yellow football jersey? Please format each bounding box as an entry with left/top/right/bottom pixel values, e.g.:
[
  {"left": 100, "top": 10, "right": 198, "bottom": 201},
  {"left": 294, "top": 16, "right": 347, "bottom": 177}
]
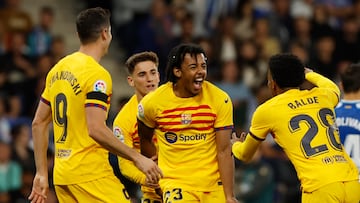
[
  {"left": 113, "top": 94, "right": 159, "bottom": 196},
  {"left": 234, "top": 72, "right": 358, "bottom": 192},
  {"left": 137, "top": 81, "right": 233, "bottom": 191},
  {"left": 41, "top": 52, "right": 114, "bottom": 185}
]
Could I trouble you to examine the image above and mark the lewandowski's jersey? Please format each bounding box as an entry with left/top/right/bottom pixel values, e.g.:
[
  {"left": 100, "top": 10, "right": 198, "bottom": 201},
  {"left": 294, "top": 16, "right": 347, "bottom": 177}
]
[
  {"left": 245, "top": 72, "right": 358, "bottom": 192},
  {"left": 113, "top": 94, "right": 159, "bottom": 196},
  {"left": 41, "top": 52, "right": 114, "bottom": 185},
  {"left": 137, "top": 81, "right": 233, "bottom": 191},
  {"left": 335, "top": 100, "right": 360, "bottom": 172}
]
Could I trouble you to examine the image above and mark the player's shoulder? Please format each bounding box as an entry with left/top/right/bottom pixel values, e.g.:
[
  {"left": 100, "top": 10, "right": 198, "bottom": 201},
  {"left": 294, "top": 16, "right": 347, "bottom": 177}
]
[
  {"left": 118, "top": 95, "right": 138, "bottom": 115},
  {"left": 336, "top": 100, "right": 360, "bottom": 110},
  {"left": 204, "top": 81, "right": 229, "bottom": 97},
  {"left": 254, "top": 96, "right": 276, "bottom": 116},
  {"left": 143, "top": 82, "right": 172, "bottom": 100}
]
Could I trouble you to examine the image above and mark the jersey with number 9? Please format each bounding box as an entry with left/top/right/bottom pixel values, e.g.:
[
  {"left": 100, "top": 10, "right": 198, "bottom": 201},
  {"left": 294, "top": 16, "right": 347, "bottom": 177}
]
[{"left": 41, "top": 52, "right": 114, "bottom": 185}]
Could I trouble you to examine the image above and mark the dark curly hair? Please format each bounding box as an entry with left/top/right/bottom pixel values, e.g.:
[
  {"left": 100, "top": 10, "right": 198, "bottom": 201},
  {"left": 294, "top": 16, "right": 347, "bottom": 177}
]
[
  {"left": 268, "top": 53, "right": 305, "bottom": 88},
  {"left": 165, "top": 43, "right": 206, "bottom": 83}
]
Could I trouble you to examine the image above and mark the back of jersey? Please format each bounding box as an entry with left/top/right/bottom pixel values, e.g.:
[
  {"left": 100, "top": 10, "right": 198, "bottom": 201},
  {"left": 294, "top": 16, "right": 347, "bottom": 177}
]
[{"left": 42, "top": 52, "right": 114, "bottom": 185}]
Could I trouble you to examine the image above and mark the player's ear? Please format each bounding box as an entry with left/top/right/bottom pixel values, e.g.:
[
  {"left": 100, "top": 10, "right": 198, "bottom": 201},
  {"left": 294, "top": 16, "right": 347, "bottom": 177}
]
[
  {"left": 101, "top": 28, "right": 109, "bottom": 40},
  {"left": 127, "top": 76, "right": 134, "bottom": 87},
  {"left": 173, "top": 67, "right": 181, "bottom": 78}
]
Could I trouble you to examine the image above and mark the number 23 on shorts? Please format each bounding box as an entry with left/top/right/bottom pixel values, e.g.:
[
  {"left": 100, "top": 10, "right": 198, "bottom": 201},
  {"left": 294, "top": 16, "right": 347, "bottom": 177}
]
[{"left": 164, "top": 188, "right": 183, "bottom": 203}]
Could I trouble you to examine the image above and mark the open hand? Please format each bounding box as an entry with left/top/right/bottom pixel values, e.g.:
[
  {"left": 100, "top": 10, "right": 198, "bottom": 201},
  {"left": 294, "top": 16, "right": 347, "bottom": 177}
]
[{"left": 231, "top": 131, "right": 246, "bottom": 146}]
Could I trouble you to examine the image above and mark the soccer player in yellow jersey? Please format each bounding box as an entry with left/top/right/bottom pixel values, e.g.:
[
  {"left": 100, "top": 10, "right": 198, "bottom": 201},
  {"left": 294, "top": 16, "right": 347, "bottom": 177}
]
[
  {"left": 112, "top": 51, "right": 162, "bottom": 203},
  {"left": 29, "top": 7, "right": 162, "bottom": 203},
  {"left": 137, "top": 43, "right": 238, "bottom": 203},
  {"left": 232, "top": 53, "right": 360, "bottom": 203}
]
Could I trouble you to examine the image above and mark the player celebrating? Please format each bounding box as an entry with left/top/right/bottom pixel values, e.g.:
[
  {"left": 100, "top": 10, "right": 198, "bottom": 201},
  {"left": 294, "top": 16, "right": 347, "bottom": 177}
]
[
  {"left": 137, "top": 43, "right": 238, "bottom": 203},
  {"left": 232, "top": 53, "right": 360, "bottom": 203},
  {"left": 112, "top": 51, "right": 162, "bottom": 203},
  {"left": 29, "top": 7, "right": 162, "bottom": 203}
]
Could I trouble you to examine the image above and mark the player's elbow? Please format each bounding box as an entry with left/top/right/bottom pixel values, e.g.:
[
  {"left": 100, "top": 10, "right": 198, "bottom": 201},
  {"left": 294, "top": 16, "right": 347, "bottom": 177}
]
[
  {"left": 87, "top": 123, "right": 104, "bottom": 142},
  {"left": 232, "top": 143, "right": 253, "bottom": 163},
  {"left": 234, "top": 153, "right": 253, "bottom": 163}
]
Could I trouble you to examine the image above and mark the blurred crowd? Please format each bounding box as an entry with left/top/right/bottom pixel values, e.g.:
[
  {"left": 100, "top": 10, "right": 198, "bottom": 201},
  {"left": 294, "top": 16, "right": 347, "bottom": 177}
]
[
  {"left": 0, "top": 0, "right": 359, "bottom": 202},
  {"left": 0, "top": 0, "right": 65, "bottom": 202}
]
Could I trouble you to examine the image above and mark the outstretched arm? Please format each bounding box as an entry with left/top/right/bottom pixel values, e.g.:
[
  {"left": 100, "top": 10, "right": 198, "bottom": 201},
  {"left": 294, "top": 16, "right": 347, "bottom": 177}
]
[
  {"left": 232, "top": 132, "right": 262, "bottom": 163},
  {"left": 86, "top": 107, "right": 162, "bottom": 183}
]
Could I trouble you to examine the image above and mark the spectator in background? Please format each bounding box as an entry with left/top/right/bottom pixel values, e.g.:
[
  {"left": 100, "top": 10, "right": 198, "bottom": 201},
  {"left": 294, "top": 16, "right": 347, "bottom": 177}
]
[
  {"left": 334, "top": 15, "right": 360, "bottom": 67},
  {"left": 10, "top": 123, "right": 35, "bottom": 172},
  {"left": 0, "top": 0, "right": 32, "bottom": 51},
  {"left": 0, "top": 31, "right": 37, "bottom": 117},
  {"left": 0, "top": 20, "right": 5, "bottom": 54},
  {"left": 234, "top": 0, "right": 254, "bottom": 41},
  {"left": 314, "top": 0, "right": 353, "bottom": 29},
  {"left": 0, "top": 95, "right": 10, "bottom": 144},
  {"left": 237, "top": 39, "right": 267, "bottom": 92},
  {"left": 309, "top": 35, "right": 337, "bottom": 81},
  {"left": 311, "top": 4, "right": 335, "bottom": 41},
  {"left": 10, "top": 168, "right": 33, "bottom": 202},
  {"left": 234, "top": 148, "right": 275, "bottom": 203},
  {"left": 0, "top": 140, "right": 22, "bottom": 194},
  {"left": 267, "top": 0, "right": 293, "bottom": 51},
  {"left": 133, "top": 0, "right": 173, "bottom": 84},
  {"left": 290, "top": 15, "right": 313, "bottom": 56},
  {"left": 215, "top": 60, "right": 255, "bottom": 132},
  {"left": 28, "top": 6, "right": 55, "bottom": 58},
  {"left": 170, "top": 12, "right": 196, "bottom": 48},
  {"left": 34, "top": 54, "right": 53, "bottom": 97},
  {"left": 212, "top": 15, "right": 239, "bottom": 63},
  {"left": 48, "top": 35, "right": 66, "bottom": 64},
  {"left": 288, "top": 40, "right": 310, "bottom": 65},
  {"left": 253, "top": 17, "right": 281, "bottom": 61},
  {"left": 196, "top": 36, "right": 220, "bottom": 82},
  {"left": 7, "top": 94, "right": 32, "bottom": 129}
]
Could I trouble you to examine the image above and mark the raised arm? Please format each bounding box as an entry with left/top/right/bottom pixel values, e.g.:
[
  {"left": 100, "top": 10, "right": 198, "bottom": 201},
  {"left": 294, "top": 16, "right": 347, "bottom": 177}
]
[{"left": 305, "top": 69, "right": 340, "bottom": 100}]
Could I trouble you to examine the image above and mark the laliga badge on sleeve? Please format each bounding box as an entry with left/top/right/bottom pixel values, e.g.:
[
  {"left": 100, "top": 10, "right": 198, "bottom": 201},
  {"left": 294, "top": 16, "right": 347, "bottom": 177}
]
[
  {"left": 93, "top": 80, "right": 107, "bottom": 93},
  {"left": 113, "top": 127, "right": 124, "bottom": 142},
  {"left": 138, "top": 103, "right": 145, "bottom": 119}
]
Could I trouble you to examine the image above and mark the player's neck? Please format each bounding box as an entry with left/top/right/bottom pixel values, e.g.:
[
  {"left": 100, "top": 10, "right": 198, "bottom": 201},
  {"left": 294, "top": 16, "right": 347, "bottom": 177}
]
[
  {"left": 79, "top": 44, "right": 103, "bottom": 62},
  {"left": 135, "top": 92, "right": 144, "bottom": 102},
  {"left": 343, "top": 91, "right": 360, "bottom": 100},
  {"left": 278, "top": 87, "right": 299, "bottom": 95}
]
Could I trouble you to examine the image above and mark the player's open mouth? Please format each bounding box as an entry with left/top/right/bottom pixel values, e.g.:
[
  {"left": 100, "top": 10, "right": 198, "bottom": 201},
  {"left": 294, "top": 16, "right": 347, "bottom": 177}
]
[{"left": 194, "top": 78, "right": 203, "bottom": 89}]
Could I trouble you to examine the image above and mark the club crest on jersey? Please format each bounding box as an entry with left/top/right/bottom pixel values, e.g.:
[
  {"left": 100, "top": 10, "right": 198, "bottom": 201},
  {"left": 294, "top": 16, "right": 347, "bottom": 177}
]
[
  {"left": 138, "top": 103, "right": 144, "bottom": 118},
  {"left": 93, "top": 80, "right": 106, "bottom": 93},
  {"left": 113, "top": 127, "right": 124, "bottom": 142},
  {"left": 181, "top": 113, "right": 192, "bottom": 124}
]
